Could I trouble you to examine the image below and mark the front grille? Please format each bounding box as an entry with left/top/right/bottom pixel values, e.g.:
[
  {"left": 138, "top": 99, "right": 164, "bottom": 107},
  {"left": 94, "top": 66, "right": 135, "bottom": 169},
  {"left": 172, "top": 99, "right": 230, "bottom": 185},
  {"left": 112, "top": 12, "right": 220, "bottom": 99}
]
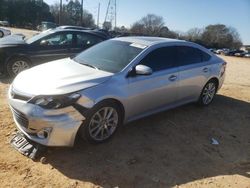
[{"left": 11, "top": 107, "right": 29, "bottom": 128}]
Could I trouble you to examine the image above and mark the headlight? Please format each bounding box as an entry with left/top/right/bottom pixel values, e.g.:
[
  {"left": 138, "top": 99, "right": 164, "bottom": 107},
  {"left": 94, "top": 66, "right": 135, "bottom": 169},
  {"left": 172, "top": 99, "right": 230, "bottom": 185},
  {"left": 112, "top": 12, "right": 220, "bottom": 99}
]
[{"left": 29, "top": 93, "right": 81, "bottom": 109}]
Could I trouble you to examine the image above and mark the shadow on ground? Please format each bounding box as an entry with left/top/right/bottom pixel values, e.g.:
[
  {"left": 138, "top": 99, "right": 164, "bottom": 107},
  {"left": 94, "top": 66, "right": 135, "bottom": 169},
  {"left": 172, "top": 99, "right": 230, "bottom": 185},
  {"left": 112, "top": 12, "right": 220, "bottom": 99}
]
[
  {"left": 0, "top": 76, "right": 13, "bottom": 84},
  {"left": 43, "top": 94, "right": 250, "bottom": 187}
]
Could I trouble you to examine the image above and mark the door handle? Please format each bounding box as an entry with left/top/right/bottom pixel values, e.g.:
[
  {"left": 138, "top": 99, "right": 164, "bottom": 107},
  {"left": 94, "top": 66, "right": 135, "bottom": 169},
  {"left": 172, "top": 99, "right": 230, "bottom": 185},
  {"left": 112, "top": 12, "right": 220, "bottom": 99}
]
[
  {"left": 203, "top": 67, "right": 209, "bottom": 72},
  {"left": 169, "top": 75, "right": 177, "bottom": 81}
]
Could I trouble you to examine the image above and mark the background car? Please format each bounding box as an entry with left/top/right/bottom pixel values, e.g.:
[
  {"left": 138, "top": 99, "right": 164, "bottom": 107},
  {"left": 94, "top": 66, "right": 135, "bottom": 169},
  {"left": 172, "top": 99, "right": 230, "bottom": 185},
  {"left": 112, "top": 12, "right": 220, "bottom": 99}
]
[
  {"left": 214, "top": 48, "right": 229, "bottom": 55},
  {"left": 0, "top": 27, "right": 11, "bottom": 38},
  {"left": 0, "top": 21, "right": 10, "bottom": 27},
  {"left": 225, "top": 49, "right": 245, "bottom": 56},
  {"left": 244, "top": 52, "right": 250, "bottom": 58},
  {"left": 57, "top": 25, "right": 111, "bottom": 39},
  {"left": 37, "top": 21, "right": 58, "bottom": 31},
  {"left": 234, "top": 51, "right": 247, "bottom": 57},
  {"left": 209, "top": 48, "right": 216, "bottom": 53},
  {"left": 0, "top": 28, "right": 108, "bottom": 77}
]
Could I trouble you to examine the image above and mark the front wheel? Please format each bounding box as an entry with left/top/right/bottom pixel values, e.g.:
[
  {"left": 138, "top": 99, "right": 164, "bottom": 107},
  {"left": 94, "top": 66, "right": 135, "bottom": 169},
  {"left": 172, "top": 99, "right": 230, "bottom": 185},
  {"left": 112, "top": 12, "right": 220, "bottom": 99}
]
[
  {"left": 198, "top": 80, "right": 217, "bottom": 106},
  {"left": 79, "top": 101, "right": 122, "bottom": 144},
  {"left": 6, "top": 57, "right": 30, "bottom": 77}
]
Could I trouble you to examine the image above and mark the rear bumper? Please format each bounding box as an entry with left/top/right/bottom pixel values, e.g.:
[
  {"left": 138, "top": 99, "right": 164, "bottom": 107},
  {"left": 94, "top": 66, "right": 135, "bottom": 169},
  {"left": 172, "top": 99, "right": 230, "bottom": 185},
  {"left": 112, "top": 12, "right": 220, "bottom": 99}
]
[{"left": 8, "top": 89, "right": 86, "bottom": 147}]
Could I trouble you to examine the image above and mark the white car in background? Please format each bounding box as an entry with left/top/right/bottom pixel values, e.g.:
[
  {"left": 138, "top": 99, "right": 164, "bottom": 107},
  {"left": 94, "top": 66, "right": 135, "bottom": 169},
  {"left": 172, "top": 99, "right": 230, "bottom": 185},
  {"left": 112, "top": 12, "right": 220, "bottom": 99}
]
[{"left": 0, "top": 27, "right": 11, "bottom": 38}]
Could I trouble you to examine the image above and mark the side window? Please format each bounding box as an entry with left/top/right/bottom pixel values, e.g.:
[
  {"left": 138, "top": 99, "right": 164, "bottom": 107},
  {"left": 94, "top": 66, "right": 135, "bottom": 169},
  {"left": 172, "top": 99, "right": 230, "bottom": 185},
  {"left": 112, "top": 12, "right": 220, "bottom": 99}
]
[
  {"left": 76, "top": 33, "right": 103, "bottom": 47},
  {"left": 202, "top": 51, "right": 211, "bottom": 62},
  {"left": 140, "top": 47, "right": 177, "bottom": 72},
  {"left": 177, "top": 46, "right": 203, "bottom": 66},
  {"left": 40, "top": 33, "right": 73, "bottom": 46}
]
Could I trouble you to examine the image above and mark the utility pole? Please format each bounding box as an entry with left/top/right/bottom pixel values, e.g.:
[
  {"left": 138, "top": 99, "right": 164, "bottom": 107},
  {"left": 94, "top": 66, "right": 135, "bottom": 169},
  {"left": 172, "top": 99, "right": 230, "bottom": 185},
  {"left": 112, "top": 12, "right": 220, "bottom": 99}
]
[
  {"left": 59, "top": 0, "right": 62, "bottom": 25},
  {"left": 114, "top": 0, "right": 116, "bottom": 29},
  {"left": 97, "top": 3, "right": 100, "bottom": 28},
  {"left": 80, "top": 0, "right": 83, "bottom": 26}
]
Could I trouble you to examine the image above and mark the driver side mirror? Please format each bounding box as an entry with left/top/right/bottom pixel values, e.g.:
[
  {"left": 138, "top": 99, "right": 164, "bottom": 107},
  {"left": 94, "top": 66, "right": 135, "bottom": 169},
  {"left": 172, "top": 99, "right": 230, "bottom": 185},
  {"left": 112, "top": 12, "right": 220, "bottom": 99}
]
[{"left": 135, "top": 65, "right": 153, "bottom": 75}]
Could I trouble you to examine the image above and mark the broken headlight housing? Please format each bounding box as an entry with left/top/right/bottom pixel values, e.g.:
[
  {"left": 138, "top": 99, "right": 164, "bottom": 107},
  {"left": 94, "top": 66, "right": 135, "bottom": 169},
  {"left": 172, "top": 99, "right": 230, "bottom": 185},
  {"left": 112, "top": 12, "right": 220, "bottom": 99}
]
[{"left": 29, "top": 93, "right": 81, "bottom": 109}]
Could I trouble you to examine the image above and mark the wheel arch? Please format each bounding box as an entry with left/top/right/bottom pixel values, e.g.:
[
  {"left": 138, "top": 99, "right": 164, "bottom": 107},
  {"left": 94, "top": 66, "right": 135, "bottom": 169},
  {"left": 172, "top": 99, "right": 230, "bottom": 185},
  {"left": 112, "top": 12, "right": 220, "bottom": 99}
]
[
  {"left": 95, "top": 98, "right": 126, "bottom": 123},
  {"left": 207, "top": 77, "right": 219, "bottom": 91},
  {"left": 5, "top": 54, "right": 32, "bottom": 66},
  {"left": 5, "top": 55, "right": 32, "bottom": 77}
]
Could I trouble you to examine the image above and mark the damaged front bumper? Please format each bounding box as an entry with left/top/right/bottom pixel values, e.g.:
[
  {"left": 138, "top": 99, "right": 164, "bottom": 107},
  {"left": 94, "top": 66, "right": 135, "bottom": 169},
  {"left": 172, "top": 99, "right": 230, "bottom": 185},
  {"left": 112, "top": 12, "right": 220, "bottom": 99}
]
[{"left": 8, "top": 90, "right": 87, "bottom": 147}]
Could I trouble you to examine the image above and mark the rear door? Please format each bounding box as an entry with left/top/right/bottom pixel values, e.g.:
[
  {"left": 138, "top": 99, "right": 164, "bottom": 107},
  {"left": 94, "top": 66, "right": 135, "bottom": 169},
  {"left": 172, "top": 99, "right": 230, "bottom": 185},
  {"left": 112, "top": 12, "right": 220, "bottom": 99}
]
[
  {"left": 70, "top": 32, "right": 105, "bottom": 55},
  {"left": 29, "top": 31, "right": 74, "bottom": 64},
  {"left": 127, "top": 46, "right": 179, "bottom": 118},
  {"left": 176, "top": 46, "right": 212, "bottom": 103}
]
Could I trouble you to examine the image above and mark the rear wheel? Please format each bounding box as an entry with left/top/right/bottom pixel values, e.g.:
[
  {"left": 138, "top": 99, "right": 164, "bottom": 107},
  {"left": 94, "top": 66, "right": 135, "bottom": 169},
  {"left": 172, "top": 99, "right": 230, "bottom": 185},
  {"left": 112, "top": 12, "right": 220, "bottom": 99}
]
[
  {"left": 198, "top": 80, "right": 217, "bottom": 106},
  {"left": 6, "top": 57, "right": 30, "bottom": 77},
  {"left": 79, "top": 101, "right": 122, "bottom": 144}
]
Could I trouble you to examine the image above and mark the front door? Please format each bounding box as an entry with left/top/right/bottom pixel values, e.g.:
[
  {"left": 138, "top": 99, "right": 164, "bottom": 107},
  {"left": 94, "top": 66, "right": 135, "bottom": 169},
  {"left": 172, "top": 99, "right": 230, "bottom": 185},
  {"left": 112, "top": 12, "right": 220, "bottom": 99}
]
[
  {"left": 29, "top": 32, "right": 74, "bottom": 64},
  {"left": 126, "top": 46, "right": 179, "bottom": 119},
  {"left": 70, "top": 32, "right": 105, "bottom": 56}
]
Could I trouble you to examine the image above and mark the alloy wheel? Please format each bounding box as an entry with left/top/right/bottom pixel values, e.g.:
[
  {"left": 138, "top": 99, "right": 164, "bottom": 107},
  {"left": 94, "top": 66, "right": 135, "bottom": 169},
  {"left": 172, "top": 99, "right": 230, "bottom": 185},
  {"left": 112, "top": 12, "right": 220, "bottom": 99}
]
[
  {"left": 12, "top": 60, "right": 30, "bottom": 75},
  {"left": 202, "top": 82, "right": 216, "bottom": 105},
  {"left": 88, "top": 107, "right": 119, "bottom": 141}
]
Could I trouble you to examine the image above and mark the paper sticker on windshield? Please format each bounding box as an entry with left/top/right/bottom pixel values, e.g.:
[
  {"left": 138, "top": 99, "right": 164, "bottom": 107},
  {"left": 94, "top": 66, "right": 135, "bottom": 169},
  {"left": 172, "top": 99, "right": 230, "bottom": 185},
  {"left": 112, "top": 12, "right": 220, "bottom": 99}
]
[{"left": 130, "top": 43, "right": 147, "bottom": 49}]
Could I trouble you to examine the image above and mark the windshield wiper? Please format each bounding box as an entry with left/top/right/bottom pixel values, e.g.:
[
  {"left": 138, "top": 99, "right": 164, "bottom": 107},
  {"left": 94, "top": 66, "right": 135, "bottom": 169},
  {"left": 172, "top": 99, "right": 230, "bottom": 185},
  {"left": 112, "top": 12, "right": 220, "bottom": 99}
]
[
  {"left": 81, "top": 63, "right": 99, "bottom": 70},
  {"left": 73, "top": 58, "right": 100, "bottom": 70}
]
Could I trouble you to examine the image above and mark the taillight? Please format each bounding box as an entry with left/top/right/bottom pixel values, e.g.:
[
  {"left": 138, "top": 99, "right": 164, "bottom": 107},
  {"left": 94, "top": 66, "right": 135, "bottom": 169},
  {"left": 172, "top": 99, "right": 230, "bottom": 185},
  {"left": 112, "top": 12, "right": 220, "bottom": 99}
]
[{"left": 220, "top": 61, "right": 227, "bottom": 77}]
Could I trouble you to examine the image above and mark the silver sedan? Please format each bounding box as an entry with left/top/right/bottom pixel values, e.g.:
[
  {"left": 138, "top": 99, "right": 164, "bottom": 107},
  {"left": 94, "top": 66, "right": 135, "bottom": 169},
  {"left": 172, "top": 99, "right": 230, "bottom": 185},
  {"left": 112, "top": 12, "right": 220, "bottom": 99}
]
[{"left": 8, "top": 37, "right": 226, "bottom": 146}]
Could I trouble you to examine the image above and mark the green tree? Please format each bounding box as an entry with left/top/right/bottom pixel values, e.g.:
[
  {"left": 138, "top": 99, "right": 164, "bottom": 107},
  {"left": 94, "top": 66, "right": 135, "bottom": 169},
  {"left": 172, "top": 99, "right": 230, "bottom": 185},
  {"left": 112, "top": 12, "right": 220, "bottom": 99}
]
[
  {"left": 0, "top": 0, "right": 53, "bottom": 28},
  {"left": 50, "top": 0, "right": 95, "bottom": 27},
  {"left": 201, "top": 24, "right": 242, "bottom": 49}
]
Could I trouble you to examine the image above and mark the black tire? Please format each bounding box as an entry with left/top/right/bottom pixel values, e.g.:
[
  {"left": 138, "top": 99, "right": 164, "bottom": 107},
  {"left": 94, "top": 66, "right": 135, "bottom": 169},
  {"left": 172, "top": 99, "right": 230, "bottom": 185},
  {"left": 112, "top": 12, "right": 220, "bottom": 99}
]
[
  {"left": 79, "top": 101, "right": 123, "bottom": 144},
  {"left": 0, "top": 31, "right": 4, "bottom": 38},
  {"left": 198, "top": 79, "right": 218, "bottom": 106},
  {"left": 6, "top": 57, "right": 31, "bottom": 77}
]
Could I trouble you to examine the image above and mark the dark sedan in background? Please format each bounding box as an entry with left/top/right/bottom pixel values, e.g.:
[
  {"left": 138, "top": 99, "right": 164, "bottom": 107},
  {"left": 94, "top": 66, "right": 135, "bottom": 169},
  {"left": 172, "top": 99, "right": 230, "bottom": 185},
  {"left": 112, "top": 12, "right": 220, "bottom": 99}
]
[{"left": 0, "top": 28, "right": 109, "bottom": 77}]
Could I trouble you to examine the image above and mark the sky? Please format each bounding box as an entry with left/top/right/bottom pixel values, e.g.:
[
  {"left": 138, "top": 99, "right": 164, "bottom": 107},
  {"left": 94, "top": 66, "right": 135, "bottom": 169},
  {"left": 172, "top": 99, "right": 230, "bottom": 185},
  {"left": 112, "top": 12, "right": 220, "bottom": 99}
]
[{"left": 44, "top": 0, "right": 250, "bottom": 44}]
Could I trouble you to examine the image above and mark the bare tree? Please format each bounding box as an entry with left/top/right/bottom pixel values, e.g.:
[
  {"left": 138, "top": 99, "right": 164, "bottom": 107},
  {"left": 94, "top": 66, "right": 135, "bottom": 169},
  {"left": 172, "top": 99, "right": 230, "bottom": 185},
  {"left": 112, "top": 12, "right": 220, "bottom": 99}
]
[
  {"left": 185, "top": 28, "right": 204, "bottom": 42},
  {"left": 131, "top": 14, "right": 165, "bottom": 36},
  {"left": 130, "top": 22, "right": 144, "bottom": 35}
]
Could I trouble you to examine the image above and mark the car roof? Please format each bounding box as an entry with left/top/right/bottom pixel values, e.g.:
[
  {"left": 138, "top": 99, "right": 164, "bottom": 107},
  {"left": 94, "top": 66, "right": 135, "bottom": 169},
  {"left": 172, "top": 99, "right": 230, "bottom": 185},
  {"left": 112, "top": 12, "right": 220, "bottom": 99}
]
[
  {"left": 112, "top": 36, "right": 186, "bottom": 46},
  {"left": 51, "top": 28, "right": 109, "bottom": 39},
  {"left": 58, "top": 25, "right": 93, "bottom": 30}
]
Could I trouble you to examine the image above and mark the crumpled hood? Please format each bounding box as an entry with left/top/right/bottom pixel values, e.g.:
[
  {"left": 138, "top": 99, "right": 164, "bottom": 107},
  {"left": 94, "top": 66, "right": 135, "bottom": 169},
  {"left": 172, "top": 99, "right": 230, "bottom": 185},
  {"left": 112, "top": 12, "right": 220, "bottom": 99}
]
[{"left": 12, "top": 58, "right": 113, "bottom": 96}]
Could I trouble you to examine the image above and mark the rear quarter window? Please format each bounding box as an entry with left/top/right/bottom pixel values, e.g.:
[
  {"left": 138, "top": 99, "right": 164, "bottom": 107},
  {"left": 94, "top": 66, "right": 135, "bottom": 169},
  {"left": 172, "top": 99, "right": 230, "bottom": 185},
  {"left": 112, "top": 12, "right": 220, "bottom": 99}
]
[
  {"left": 177, "top": 46, "right": 211, "bottom": 66},
  {"left": 202, "top": 51, "right": 211, "bottom": 62},
  {"left": 76, "top": 33, "right": 104, "bottom": 47}
]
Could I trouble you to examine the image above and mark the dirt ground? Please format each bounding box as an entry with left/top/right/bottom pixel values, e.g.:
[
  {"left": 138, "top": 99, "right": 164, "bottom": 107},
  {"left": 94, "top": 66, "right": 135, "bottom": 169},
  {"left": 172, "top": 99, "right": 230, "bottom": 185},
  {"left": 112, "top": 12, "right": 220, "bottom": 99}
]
[
  {"left": 0, "top": 28, "right": 250, "bottom": 187},
  {"left": 9, "top": 27, "right": 39, "bottom": 38}
]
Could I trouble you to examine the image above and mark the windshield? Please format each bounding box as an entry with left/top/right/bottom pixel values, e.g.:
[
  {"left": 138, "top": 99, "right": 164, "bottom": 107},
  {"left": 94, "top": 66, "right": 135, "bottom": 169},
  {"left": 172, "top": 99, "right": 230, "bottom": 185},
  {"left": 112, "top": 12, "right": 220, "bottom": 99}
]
[
  {"left": 74, "top": 40, "right": 145, "bottom": 73},
  {"left": 25, "top": 30, "right": 53, "bottom": 44}
]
